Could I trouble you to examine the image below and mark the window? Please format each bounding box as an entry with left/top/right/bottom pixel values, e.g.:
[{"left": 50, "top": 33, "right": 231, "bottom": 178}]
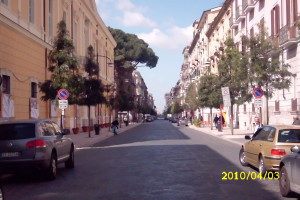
[
  {"left": 275, "top": 100, "right": 280, "bottom": 112},
  {"left": 291, "top": 98, "right": 298, "bottom": 111},
  {"left": 51, "top": 122, "right": 62, "bottom": 135},
  {"left": 278, "top": 129, "right": 300, "bottom": 143},
  {"left": 286, "top": 0, "right": 298, "bottom": 25},
  {"left": 0, "top": 0, "right": 8, "bottom": 6},
  {"left": 29, "top": 0, "right": 35, "bottom": 24},
  {"left": 63, "top": 11, "right": 66, "bottom": 23},
  {"left": 253, "top": 126, "right": 275, "bottom": 141},
  {"left": 243, "top": 104, "right": 247, "bottom": 113},
  {"left": 48, "top": 0, "right": 53, "bottom": 37},
  {"left": 0, "top": 124, "right": 35, "bottom": 140},
  {"left": 271, "top": 5, "right": 280, "bottom": 37},
  {"left": 2, "top": 75, "right": 10, "bottom": 94},
  {"left": 31, "top": 82, "right": 37, "bottom": 98}
]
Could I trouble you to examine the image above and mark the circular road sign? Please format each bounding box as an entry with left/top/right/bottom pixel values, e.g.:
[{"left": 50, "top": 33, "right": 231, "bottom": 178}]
[
  {"left": 57, "top": 89, "right": 69, "bottom": 100},
  {"left": 253, "top": 88, "right": 264, "bottom": 98}
]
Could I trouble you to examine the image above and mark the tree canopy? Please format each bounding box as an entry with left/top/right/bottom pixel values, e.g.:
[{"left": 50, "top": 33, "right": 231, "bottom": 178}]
[{"left": 108, "top": 27, "right": 159, "bottom": 69}]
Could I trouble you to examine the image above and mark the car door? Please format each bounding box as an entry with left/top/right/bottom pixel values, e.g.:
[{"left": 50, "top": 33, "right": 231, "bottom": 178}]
[
  {"left": 247, "top": 127, "right": 271, "bottom": 167},
  {"left": 51, "top": 122, "right": 70, "bottom": 159},
  {"left": 43, "top": 121, "right": 63, "bottom": 159},
  {"left": 291, "top": 151, "right": 300, "bottom": 192}
]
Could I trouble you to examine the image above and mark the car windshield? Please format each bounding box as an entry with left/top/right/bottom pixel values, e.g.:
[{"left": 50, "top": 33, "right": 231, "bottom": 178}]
[
  {"left": 278, "top": 129, "right": 300, "bottom": 143},
  {"left": 0, "top": 123, "right": 35, "bottom": 140}
]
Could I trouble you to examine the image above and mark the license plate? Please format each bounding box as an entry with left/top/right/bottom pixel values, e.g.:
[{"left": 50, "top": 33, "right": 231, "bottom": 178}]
[{"left": 1, "top": 152, "right": 20, "bottom": 158}]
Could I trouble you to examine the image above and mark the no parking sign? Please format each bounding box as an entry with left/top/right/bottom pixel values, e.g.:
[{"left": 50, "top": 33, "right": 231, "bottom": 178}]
[{"left": 57, "top": 89, "right": 69, "bottom": 100}]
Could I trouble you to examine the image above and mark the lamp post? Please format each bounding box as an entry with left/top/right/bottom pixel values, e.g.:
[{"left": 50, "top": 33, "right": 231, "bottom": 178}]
[{"left": 95, "top": 53, "right": 114, "bottom": 127}]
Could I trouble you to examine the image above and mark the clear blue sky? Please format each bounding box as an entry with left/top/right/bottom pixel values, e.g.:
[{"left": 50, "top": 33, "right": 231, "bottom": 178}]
[{"left": 96, "top": 0, "right": 224, "bottom": 113}]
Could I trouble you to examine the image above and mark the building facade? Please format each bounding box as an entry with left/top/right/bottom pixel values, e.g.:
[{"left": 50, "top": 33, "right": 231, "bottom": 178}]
[{"left": 0, "top": 0, "right": 116, "bottom": 130}]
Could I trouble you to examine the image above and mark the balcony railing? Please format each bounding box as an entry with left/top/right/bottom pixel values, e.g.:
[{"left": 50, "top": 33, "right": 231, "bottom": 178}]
[
  {"left": 229, "top": 15, "right": 238, "bottom": 28},
  {"left": 242, "top": 0, "right": 255, "bottom": 13},
  {"left": 236, "top": 6, "right": 246, "bottom": 22},
  {"left": 279, "top": 24, "right": 299, "bottom": 48}
]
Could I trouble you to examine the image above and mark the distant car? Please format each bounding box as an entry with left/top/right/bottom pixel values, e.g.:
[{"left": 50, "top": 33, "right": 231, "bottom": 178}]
[
  {"left": 239, "top": 125, "right": 300, "bottom": 174},
  {"left": 157, "top": 116, "right": 164, "bottom": 120},
  {"left": 0, "top": 119, "right": 75, "bottom": 180},
  {"left": 146, "top": 116, "right": 153, "bottom": 122},
  {"left": 178, "top": 118, "right": 188, "bottom": 126},
  {"left": 169, "top": 117, "right": 177, "bottom": 123},
  {"left": 279, "top": 146, "right": 300, "bottom": 197}
]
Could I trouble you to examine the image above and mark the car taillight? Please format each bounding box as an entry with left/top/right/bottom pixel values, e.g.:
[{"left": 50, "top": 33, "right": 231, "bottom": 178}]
[
  {"left": 26, "top": 140, "right": 46, "bottom": 148},
  {"left": 271, "top": 149, "right": 286, "bottom": 155}
]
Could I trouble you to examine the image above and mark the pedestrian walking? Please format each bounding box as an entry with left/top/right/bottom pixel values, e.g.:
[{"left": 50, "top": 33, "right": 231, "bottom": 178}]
[
  {"left": 111, "top": 118, "right": 119, "bottom": 136},
  {"left": 124, "top": 116, "right": 129, "bottom": 126},
  {"left": 213, "top": 115, "right": 219, "bottom": 128},
  {"left": 253, "top": 116, "right": 263, "bottom": 133},
  {"left": 292, "top": 116, "right": 300, "bottom": 125}
]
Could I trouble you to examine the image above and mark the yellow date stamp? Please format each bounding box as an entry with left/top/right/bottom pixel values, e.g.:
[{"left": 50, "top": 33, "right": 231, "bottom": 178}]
[{"left": 221, "top": 171, "right": 280, "bottom": 180}]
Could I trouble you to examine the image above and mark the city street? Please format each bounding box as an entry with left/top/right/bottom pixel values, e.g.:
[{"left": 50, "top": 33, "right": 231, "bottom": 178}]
[{"left": 1, "top": 120, "right": 299, "bottom": 200}]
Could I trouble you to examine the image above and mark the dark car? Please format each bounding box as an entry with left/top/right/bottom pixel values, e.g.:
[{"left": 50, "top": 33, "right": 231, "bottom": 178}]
[
  {"left": 0, "top": 119, "right": 75, "bottom": 180},
  {"left": 169, "top": 117, "right": 177, "bottom": 123},
  {"left": 279, "top": 146, "right": 300, "bottom": 197}
]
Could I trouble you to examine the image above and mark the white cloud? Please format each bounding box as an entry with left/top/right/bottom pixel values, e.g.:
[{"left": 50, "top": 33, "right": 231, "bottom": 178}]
[
  {"left": 122, "top": 12, "right": 156, "bottom": 27},
  {"left": 137, "top": 26, "right": 193, "bottom": 50}
]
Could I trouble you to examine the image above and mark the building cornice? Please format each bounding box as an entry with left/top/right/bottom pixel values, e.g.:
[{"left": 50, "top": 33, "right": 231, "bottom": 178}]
[
  {"left": 0, "top": 13, "right": 52, "bottom": 49},
  {"left": 206, "top": 0, "right": 233, "bottom": 38}
]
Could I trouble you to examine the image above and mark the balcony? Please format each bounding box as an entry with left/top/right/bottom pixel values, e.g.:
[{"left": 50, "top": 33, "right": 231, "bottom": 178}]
[
  {"left": 236, "top": 6, "right": 246, "bottom": 22},
  {"left": 242, "top": 0, "right": 255, "bottom": 13},
  {"left": 279, "top": 24, "right": 299, "bottom": 49},
  {"left": 229, "top": 15, "right": 238, "bottom": 28}
]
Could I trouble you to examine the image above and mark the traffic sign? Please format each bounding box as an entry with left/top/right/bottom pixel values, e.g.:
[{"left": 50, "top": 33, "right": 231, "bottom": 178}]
[
  {"left": 254, "top": 98, "right": 263, "bottom": 107},
  {"left": 58, "top": 100, "right": 68, "bottom": 109},
  {"left": 221, "top": 87, "right": 231, "bottom": 107},
  {"left": 57, "top": 89, "right": 69, "bottom": 100},
  {"left": 253, "top": 88, "right": 264, "bottom": 98}
]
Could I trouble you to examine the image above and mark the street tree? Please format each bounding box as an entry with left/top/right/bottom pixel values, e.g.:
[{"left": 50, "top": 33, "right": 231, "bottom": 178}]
[
  {"left": 197, "top": 74, "right": 222, "bottom": 130},
  {"left": 79, "top": 45, "right": 105, "bottom": 137},
  {"left": 108, "top": 27, "right": 159, "bottom": 115},
  {"left": 244, "top": 23, "right": 294, "bottom": 124},
  {"left": 185, "top": 83, "right": 200, "bottom": 118},
  {"left": 171, "top": 99, "right": 183, "bottom": 119},
  {"left": 40, "top": 20, "right": 83, "bottom": 130},
  {"left": 217, "top": 37, "right": 252, "bottom": 129}
]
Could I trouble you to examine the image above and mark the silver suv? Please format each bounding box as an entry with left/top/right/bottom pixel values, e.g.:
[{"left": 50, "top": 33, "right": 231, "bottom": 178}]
[{"left": 0, "top": 119, "right": 74, "bottom": 180}]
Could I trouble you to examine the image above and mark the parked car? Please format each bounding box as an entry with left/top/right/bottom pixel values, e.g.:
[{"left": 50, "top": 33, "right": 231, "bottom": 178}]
[
  {"left": 239, "top": 125, "right": 300, "bottom": 174},
  {"left": 279, "top": 145, "right": 300, "bottom": 197},
  {"left": 178, "top": 118, "right": 188, "bottom": 126},
  {"left": 0, "top": 119, "right": 75, "bottom": 180},
  {"left": 146, "top": 116, "right": 153, "bottom": 122}
]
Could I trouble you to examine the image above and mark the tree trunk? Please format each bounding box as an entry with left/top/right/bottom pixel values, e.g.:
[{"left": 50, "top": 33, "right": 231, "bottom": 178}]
[
  {"left": 88, "top": 105, "right": 91, "bottom": 138},
  {"left": 210, "top": 107, "right": 213, "bottom": 130},
  {"left": 230, "top": 105, "right": 234, "bottom": 135}
]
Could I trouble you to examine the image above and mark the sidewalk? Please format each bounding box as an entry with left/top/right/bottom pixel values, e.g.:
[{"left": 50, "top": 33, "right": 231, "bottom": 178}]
[
  {"left": 186, "top": 124, "right": 253, "bottom": 145},
  {"left": 66, "top": 122, "right": 141, "bottom": 149}
]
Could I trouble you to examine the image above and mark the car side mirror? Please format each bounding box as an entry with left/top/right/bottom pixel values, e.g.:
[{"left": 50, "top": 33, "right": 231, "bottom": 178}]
[
  {"left": 62, "top": 129, "right": 70, "bottom": 135},
  {"left": 291, "top": 146, "right": 300, "bottom": 153},
  {"left": 245, "top": 135, "right": 251, "bottom": 140}
]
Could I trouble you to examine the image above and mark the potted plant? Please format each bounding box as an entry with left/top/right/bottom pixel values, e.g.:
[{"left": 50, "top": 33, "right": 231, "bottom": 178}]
[
  {"left": 72, "top": 127, "right": 79, "bottom": 134},
  {"left": 194, "top": 118, "right": 201, "bottom": 128},
  {"left": 82, "top": 126, "right": 88, "bottom": 132}
]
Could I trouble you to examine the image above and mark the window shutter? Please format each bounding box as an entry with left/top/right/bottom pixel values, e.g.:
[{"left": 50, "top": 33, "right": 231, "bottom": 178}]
[
  {"left": 271, "top": 9, "right": 274, "bottom": 36},
  {"left": 275, "top": 100, "right": 280, "bottom": 112},
  {"left": 293, "top": 0, "right": 298, "bottom": 24},
  {"left": 275, "top": 5, "right": 280, "bottom": 35},
  {"left": 286, "top": 0, "right": 291, "bottom": 25}
]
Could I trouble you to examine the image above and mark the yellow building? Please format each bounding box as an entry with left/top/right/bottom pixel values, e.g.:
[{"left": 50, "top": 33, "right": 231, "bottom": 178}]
[{"left": 0, "top": 0, "right": 116, "bottom": 130}]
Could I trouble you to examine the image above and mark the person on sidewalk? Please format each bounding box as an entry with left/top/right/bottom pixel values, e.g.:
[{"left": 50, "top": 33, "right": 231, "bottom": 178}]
[
  {"left": 111, "top": 118, "right": 119, "bottom": 136},
  {"left": 124, "top": 116, "right": 129, "bottom": 126},
  {"left": 213, "top": 115, "right": 219, "bottom": 129},
  {"left": 253, "top": 116, "right": 263, "bottom": 133},
  {"left": 292, "top": 116, "right": 300, "bottom": 125}
]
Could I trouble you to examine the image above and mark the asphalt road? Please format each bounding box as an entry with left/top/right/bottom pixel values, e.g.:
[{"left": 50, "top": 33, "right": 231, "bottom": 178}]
[{"left": 1, "top": 120, "right": 299, "bottom": 200}]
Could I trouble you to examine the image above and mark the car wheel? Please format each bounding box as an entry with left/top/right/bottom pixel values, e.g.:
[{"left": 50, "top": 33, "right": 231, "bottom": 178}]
[
  {"left": 46, "top": 153, "right": 57, "bottom": 180},
  {"left": 65, "top": 146, "right": 75, "bottom": 169},
  {"left": 279, "top": 166, "right": 292, "bottom": 197},
  {"left": 258, "top": 156, "right": 266, "bottom": 175},
  {"left": 239, "top": 148, "right": 248, "bottom": 166}
]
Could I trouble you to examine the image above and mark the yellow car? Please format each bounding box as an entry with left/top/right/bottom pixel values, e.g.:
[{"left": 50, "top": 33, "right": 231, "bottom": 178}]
[{"left": 239, "top": 125, "right": 300, "bottom": 174}]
